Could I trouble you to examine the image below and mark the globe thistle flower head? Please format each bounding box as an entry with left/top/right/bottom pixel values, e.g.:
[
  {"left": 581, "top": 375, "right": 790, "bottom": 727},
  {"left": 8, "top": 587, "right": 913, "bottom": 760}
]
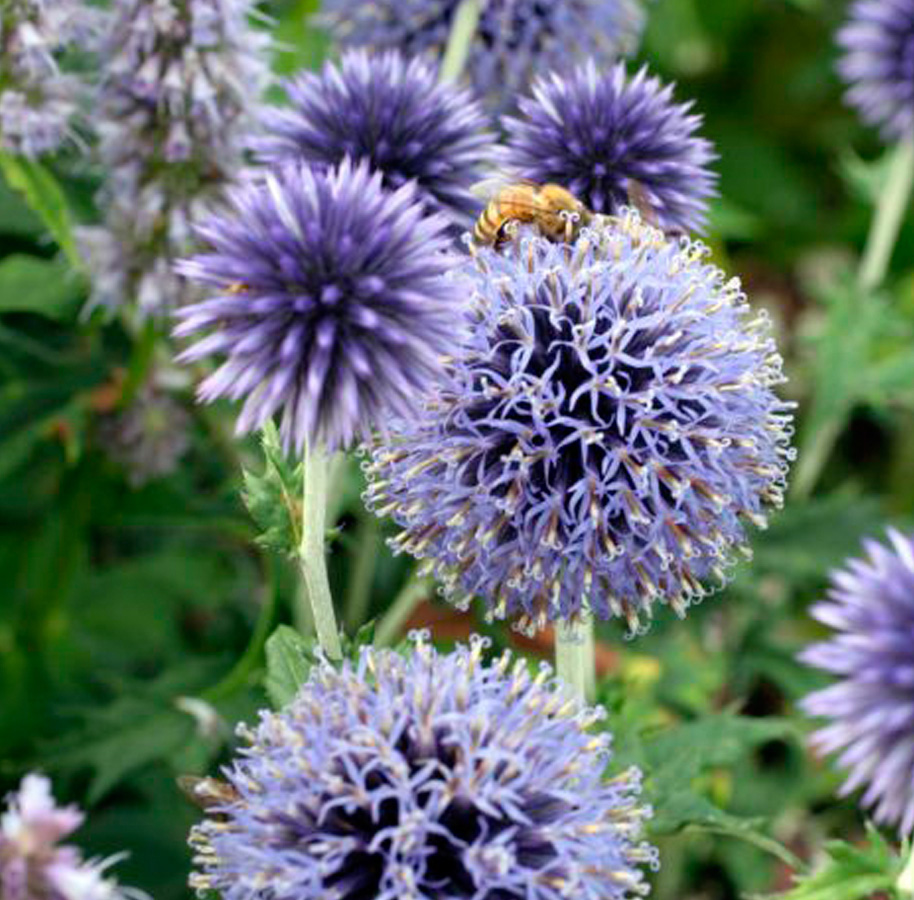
[
  {"left": 800, "top": 528, "right": 914, "bottom": 835},
  {"left": 319, "top": 0, "right": 646, "bottom": 115},
  {"left": 366, "top": 213, "right": 794, "bottom": 635},
  {"left": 189, "top": 634, "right": 656, "bottom": 900},
  {"left": 252, "top": 50, "right": 493, "bottom": 228},
  {"left": 0, "top": 773, "right": 143, "bottom": 900},
  {"left": 837, "top": 0, "right": 914, "bottom": 141},
  {"left": 503, "top": 61, "right": 718, "bottom": 235},
  {"left": 175, "top": 159, "right": 465, "bottom": 454}
]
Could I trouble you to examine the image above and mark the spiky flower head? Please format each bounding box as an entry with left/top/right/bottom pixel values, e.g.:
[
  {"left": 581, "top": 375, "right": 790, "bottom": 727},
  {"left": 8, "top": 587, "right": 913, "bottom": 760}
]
[
  {"left": 503, "top": 61, "right": 717, "bottom": 236},
  {"left": 0, "top": 773, "right": 143, "bottom": 900},
  {"left": 837, "top": 0, "right": 914, "bottom": 141},
  {"left": 366, "top": 214, "right": 794, "bottom": 634},
  {"left": 252, "top": 50, "right": 492, "bottom": 229},
  {"left": 319, "top": 0, "right": 646, "bottom": 115},
  {"left": 97, "top": 380, "right": 191, "bottom": 486},
  {"left": 0, "top": 0, "right": 96, "bottom": 156},
  {"left": 82, "top": 0, "right": 271, "bottom": 316},
  {"left": 175, "top": 160, "right": 464, "bottom": 453},
  {"left": 800, "top": 528, "right": 914, "bottom": 835},
  {"left": 189, "top": 634, "right": 656, "bottom": 900}
]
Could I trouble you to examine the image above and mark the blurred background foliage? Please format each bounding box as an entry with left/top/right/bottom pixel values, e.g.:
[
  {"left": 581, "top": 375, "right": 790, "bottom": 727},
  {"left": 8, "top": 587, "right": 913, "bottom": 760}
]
[{"left": 2, "top": 0, "right": 914, "bottom": 898}]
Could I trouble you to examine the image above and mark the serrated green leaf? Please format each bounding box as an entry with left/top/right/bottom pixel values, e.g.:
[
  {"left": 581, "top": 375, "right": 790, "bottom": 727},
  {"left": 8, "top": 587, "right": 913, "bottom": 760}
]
[
  {"left": 264, "top": 625, "right": 317, "bottom": 708},
  {"left": 759, "top": 826, "right": 903, "bottom": 900},
  {"left": 0, "top": 254, "right": 84, "bottom": 319},
  {"left": 0, "top": 152, "right": 80, "bottom": 268}
]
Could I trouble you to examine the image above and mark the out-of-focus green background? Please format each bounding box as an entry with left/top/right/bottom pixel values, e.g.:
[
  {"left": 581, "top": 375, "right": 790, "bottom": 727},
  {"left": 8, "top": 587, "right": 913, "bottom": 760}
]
[{"left": 3, "top": 1, "right": 913, "bottom": 898}]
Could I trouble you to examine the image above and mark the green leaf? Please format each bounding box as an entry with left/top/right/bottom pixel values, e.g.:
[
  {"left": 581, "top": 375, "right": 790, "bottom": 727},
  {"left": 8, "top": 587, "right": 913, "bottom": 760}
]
[
  {"left": 759, "top": 826, "right": 904, "bottom": 900},
  {"left": 264, "top": 625, "right": 317, "bottom": 708},
  {"left": 0, "top": 152, "right": 81, "bottom": 268},
  {"left": 0, "top": 254, "right": 84, "bottom": 320},
  {"left": 242, "top": 422, "right": 303, "bottom": 557}
]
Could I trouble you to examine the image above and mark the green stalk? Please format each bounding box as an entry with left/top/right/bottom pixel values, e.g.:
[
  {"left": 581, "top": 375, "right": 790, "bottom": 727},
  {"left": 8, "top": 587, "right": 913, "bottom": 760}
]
[
  {"left": 858, "top": 138, "right": 914, "bottom": 292},
  {"left": 555, "top": 617, "right": 595, "bottom": 703},
  {"left": 439, "top": 0, "right": 483, "bottom": 83},
  {"left": 791, "top": 138, "right": 914, "bottom": 501},
  {"left": 298, "top": 443, "right": 342, "bottom": 660},
  {"left": 374, "top": 572, "right": 432, "bottom": 647},
  {"left": 344, "top": 514, "right": 381, "bottom": 631},
  {"left": 898, "top": 845, "right": 914, "bottom": 898}
]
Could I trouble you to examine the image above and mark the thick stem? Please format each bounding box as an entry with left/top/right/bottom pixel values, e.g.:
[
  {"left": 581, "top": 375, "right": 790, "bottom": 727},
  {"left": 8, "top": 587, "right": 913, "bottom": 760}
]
[
  {"left": 298, "top": 443, "right": 342, "bottom": 660},
  {"left": 898, "top": 845, "right": 914, "bottom": 898},
  {"left": 439, "top": 0, "right": 483, "bottom": 83},
  {"left": 555, "top": 617, "right": 595, "bottom": 703},
  {"left": 858, "top": 138, "right": 914, "bottom": 293},
  {"left": 374, "top": 572, "right": 432, "bottom": 647},
  {"left": 791, "top": 138, "right": 914, "bottom": 500}
]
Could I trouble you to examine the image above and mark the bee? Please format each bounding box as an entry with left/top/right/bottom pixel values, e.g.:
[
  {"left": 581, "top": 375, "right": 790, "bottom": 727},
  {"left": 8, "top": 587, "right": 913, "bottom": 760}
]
[
  {"left": 177, "top": 775, "right": 240, "bottom": 813},
  {"left": 473, "top": 181, "right": 593, "bottom": 248}
]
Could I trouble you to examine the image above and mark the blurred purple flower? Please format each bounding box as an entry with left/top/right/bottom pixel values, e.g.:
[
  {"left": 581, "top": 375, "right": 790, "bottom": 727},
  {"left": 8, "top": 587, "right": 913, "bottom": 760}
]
[
  {"left": 367, "top": 214, "right": 794, "bottom": 634},
  {"left": 0, "top": 1, "right": 96, "bottom": 155},
  {"left": 0, "top": 774, "right": 143, "bottom": 900},
  {"left": 319, "top": 0, "right": 646, "bottom": 114},
  {"left": 97, "top": 379, "right": 191, "bottom": 486},
  {"left": 837, "top": 0, "right": 914, "bottom": 141},
  {"left": 81, "top": 0, "right": 271, "bottom": 317},
  {"left": 190, "top": 634, "right": 656, "bottom": 900},
  {"left": 503, "top": 60, "right": 717, "bottom": 235},
  {"left": 252, "top": 49, "right": 493, "bottom": 229},
  {"left": 175, "top": 160, "right": 464, "bottom": 453},
  {"left": 800, "top": 528, "right": 914, "bottom": 835}
]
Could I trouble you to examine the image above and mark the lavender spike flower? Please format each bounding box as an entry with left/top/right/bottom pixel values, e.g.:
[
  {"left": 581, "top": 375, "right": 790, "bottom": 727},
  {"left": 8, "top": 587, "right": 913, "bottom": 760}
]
[
  {"left": 189, "top": 634, "right": 656, "bottom": 900},
  {"left": 252, "top": 49, "right": 493, "bottom": 228},
  {"left": 0, "top": 1, "right": 95, "bottom": 156},
  {"left": 503, "top": 60, "right": 718, "bottom": 235},
  {"left": 837, "top": 0, "right": 914, "bottom": 141},
  {"left": 800, "top": 528, "right": 914, "bottom": 835},
  {"left": 366, "top": 214, "right": 794, "bottom": 634},
  {"left": 80, "top": 0, "right": 271, "bottom": 317},
  {"left": 319, "top": 0, "right": 646, "bottom": 115},
  {"left": 175, "top": 160, "right": 465, "bottom": 453},
  {"left": 0, "top": 773, "right": 144, "bottom": 900}
]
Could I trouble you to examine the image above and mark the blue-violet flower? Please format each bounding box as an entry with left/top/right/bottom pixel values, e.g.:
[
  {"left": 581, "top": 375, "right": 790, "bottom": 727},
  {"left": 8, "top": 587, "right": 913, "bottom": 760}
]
[
  {"left": 252, "top": 49, "right": 492, "bottom": 228},
  {"left": 175, "top": 160, "right": 464, "bottom": 453},
  {"left": 800, "top": 528, "right": 914, "bottom": 835},
  {"left": 189, "top": 634, "right": 656, "bottom": 900},
  {"left": 503, "top": 61, "right": 717, "bottom": 235},
  {"left": 366, "top": 214, "right": 794, "bottom": 634}
]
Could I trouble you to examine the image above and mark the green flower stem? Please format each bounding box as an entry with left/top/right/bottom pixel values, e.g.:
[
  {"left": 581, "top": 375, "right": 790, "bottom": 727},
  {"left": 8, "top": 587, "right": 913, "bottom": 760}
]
[
  {"left": 791, "top": 138, "right": 914, "bottom": 501},
  {"left": 374, "top": 572, "right": 432, "bottom": 647},
  {"left": 859, "top": 138, "right": 914, "bottom": 293},
  {"left": 439, "top": 0, "right": 482, "bottom": 83},
  {"left": 299, "top": 443, "right": 342, "bottom": 660},
  {"left": 898, "top": 845, "right": 914, "bottom": 898},
  {"left": 344, "top": 514, "right": 381, "bottom": 631},
  {"left": 555, "top": 617, "right": 595, "bottom": 703}
]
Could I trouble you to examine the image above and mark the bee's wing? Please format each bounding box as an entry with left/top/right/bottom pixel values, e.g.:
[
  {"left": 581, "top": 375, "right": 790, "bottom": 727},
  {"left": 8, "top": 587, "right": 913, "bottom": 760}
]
[
  {"left": 626, "top": 180, "right": 660, "bottom": 229},
  {"left": 470, "top": 169, "right": 539, "bottom": 202},
  {"left": 177, "top": 775, "right": 240, "bottom": 811}
]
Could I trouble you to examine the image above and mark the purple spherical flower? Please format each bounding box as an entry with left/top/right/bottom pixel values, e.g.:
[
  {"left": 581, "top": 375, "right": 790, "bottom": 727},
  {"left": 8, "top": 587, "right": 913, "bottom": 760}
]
[
  {"left": 0, "top": 773, "right": 143, "bottom": 900},
  {"left": 319, "top": 0, "right": 646, "bottom": 114},
  {"left": 252, "top": 50, "right": 492, "bottom": 228},
  {"left": 174, "top": 160, "right": 464, "bottom": 453},
  {"left": 503, "top": 61, "right": 717, "bottom": 235},
  {"left": 366, "top": 214, "right": 794, "bottom": 634},
  {"left": 189, "top": 634, "right": 656, "bottom": 900},
  {"left": 800, "top": 528, "right": 914, "bottom": 835},
  {"left": 837, "top": 0, "right": 914, "bottom": 141}
]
